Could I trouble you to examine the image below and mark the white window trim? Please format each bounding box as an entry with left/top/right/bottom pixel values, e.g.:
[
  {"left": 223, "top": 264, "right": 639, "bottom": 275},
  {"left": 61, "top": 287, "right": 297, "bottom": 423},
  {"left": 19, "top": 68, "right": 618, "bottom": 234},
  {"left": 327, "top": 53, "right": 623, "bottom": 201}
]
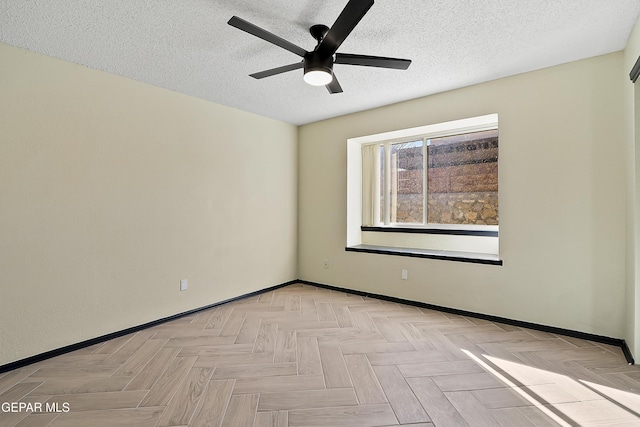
[{"left": 347, "top": 113, "right": 499, "bottom": 249}]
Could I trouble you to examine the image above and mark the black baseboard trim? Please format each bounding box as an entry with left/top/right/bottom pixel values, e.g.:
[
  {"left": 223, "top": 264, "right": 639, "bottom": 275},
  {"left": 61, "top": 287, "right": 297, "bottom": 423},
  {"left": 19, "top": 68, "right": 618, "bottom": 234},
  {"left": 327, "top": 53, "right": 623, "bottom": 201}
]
[
  {"left": 622, "top": 340, "right": 635, "bottom": 365},
  {"left": 298, "top": 280, "right": 635, "bottom": 365},
  {"left": 2, "top": 278, "right": 634, "bottom": 373},
  {"left": 0, "top": 280, "right": 297, "bottom": 374}
]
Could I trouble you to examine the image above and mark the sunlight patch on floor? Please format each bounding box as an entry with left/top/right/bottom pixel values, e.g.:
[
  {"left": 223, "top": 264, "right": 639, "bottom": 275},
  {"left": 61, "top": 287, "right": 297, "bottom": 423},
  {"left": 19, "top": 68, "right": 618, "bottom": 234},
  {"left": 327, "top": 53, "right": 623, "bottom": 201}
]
[{"left": 463, "top": 349, "right": 640, "bottom": 426}]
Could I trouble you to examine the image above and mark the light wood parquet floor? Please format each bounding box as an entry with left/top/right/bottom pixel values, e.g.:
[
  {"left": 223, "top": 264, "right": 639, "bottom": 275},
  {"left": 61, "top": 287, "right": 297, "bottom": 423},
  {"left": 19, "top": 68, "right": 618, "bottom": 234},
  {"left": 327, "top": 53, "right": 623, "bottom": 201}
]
[{"left": 2, "top": 283, "right": 640, "bottom": 426}]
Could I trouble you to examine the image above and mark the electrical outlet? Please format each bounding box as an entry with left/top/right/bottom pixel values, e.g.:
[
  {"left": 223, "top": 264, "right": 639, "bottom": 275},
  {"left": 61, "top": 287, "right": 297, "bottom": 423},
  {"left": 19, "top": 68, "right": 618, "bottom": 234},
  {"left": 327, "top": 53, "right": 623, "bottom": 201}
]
[
  {"left": 401, "top": 269, "right": 408, "bottom": 280},
  {"left": 180, "top": 279, "right": 188, "bottom": 291},
  {"left": 323, "top": 259, "right": 330, "bottom": 269}
]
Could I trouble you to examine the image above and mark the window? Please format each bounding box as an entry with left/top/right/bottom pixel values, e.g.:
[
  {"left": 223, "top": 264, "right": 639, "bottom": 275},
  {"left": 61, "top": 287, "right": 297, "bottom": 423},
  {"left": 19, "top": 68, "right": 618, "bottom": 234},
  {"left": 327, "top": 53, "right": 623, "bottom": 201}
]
[
  {"left": 347, "top": 114, "right": 501, "bottom": 263},
  {"left": 364, "top": 128, "right": 498, "bottom": 227}
]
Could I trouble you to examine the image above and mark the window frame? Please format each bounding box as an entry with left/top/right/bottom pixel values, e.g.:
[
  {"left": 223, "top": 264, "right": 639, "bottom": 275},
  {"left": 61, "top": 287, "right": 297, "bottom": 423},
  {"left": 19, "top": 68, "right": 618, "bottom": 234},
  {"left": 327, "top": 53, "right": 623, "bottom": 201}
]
[
  {"left": 346, "top": 114, "right": 500, "bottom": 262},
  {"left": 357, "top": 114, "right": 499, "bottom": 232},
  {"left": 377, "top": 138, "right": 427, "bottom": 226}
]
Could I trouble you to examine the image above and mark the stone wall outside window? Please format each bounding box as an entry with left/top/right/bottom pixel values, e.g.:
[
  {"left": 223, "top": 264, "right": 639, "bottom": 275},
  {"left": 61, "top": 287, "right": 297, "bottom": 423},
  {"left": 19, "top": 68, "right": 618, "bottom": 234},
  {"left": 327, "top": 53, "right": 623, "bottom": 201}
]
[{"left": 394, "top": 132, "right": 498, "bottom": 225}]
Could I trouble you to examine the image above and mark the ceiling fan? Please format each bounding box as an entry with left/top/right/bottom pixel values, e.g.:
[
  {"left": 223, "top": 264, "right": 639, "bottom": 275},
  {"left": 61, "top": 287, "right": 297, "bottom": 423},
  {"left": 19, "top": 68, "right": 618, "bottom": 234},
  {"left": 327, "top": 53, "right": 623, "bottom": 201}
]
[{"left": 228, "top": 0, "right": 411, "bottom": 94}]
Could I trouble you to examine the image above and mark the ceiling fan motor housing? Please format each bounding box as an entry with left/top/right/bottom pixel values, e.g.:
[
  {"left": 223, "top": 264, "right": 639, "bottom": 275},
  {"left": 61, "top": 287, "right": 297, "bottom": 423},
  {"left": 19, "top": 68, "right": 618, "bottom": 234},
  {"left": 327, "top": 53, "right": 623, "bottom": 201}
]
[{"left": 304, "top": 51, "right": 334, "bottom": 76}]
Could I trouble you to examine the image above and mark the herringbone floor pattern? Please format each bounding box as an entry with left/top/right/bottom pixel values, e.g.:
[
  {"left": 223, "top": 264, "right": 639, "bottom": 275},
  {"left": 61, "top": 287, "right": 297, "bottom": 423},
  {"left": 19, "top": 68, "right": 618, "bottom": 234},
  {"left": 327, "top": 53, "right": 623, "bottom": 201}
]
[{"left": 2, "top": 283, "right": 640, "bottom": 426}]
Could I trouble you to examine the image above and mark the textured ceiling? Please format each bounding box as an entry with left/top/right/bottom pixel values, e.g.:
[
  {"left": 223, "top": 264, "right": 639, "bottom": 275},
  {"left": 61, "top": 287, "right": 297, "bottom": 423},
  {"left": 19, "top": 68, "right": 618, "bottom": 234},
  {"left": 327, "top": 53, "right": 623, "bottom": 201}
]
[{"left": 1, "top": 1, "right": 639, "bottom": 125}]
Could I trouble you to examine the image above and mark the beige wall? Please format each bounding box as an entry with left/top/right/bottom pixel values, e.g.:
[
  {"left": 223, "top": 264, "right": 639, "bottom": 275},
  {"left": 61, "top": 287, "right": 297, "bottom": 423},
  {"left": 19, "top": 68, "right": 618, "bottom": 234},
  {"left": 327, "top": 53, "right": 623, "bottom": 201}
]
[
  {"left": 299, "top": 52, "right": 627, "bottom": 339},
  {"left": 624, "top": 16, "right": 640, "bottom": 359},
  {"left": 1, "top": 29, "right": 636, "bottom": 367},
  {"left": 0, "top": 43, "right": 298, "bottom": 366}
]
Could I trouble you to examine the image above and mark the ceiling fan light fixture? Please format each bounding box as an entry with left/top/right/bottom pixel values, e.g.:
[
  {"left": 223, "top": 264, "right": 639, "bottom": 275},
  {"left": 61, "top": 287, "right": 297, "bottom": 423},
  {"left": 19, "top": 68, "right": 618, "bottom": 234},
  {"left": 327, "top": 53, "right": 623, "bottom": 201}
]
[
  {"left": 304, "top": 69, "right": 333, "bottom": 86},
  {"left": 303, "top": 52, "right": 334, "bottom": 86}
]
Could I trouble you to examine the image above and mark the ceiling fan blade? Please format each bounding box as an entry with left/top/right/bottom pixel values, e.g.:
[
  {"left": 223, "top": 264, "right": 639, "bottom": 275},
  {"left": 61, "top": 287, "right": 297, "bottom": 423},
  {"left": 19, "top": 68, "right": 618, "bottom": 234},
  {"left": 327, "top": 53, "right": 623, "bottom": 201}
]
[
  {"left": 335, "top": 53, "right": 411, "bottom": 69},
  {"left": 228, "top": 16, "right": 307, "bottom": 57},
  {"left": 250, "top": 62, "right": 304, "bottom": 79},
  {"left": 326, "top": 75, "right": 343, "bottom": 94},
  {"left": 317, "top": 0, "right": 374, "bottom": 57}
]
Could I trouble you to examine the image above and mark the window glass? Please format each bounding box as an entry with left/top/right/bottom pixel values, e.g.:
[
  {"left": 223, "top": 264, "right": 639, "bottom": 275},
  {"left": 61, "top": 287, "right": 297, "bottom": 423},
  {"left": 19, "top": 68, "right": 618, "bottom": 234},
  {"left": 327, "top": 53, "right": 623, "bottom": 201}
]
[
  {"left": 391, "top": 140, "right": 424, "bottom": 224},
  {"left": 427, "top": 129, "right": 498, "bottom": 225}
]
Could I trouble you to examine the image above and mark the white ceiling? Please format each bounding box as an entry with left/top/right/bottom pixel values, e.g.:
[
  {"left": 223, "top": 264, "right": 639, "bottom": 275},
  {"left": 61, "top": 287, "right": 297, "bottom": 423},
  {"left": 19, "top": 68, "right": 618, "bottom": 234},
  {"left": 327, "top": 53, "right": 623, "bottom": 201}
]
[{"left": 1, "top": 1, "right": 639, "bottom": 125}]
